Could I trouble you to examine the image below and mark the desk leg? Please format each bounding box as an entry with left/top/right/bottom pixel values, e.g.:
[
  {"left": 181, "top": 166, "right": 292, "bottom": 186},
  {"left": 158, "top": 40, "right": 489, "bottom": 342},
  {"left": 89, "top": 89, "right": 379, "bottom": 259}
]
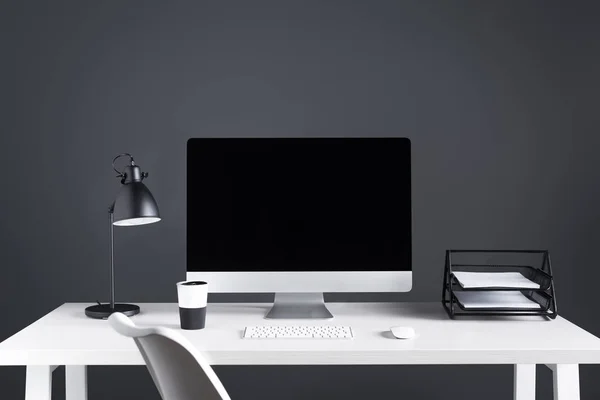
[
  {"left": 514, "top": 364, "right": 536, "bottom": 400},
  {"left": 547, "top": 364, "right": 580, "bottom": 400},
  {"left": 25, "top": 365, "right": 56, "bottom": 400},
  {"left": 65, "top": 366, "right": 88, "bottom": 400}
]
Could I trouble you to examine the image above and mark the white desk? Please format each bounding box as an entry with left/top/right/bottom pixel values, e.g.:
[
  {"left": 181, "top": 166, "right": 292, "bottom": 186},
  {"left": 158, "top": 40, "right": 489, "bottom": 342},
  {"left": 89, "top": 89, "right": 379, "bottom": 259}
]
[{"left": 1, "top": 302, "right": 599, "bottom": 400}]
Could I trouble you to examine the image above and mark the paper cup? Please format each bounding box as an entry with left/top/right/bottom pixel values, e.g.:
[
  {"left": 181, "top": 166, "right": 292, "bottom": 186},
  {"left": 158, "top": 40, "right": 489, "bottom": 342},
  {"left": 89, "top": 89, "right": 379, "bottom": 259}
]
[{"left": 176, "top": 281, "right": 208, "bottom": 330}]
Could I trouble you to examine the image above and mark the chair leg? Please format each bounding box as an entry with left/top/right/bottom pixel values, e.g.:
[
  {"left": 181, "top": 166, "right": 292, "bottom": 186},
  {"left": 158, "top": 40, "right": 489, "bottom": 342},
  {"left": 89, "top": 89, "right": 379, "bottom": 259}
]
[
  {"left": 66, "top": 365, "right": 88, "bottom": 400},
  {"left": 25, "top": 365, "right": 55, "bottom": 400},
  {"left": 514, "top": 364, "right": 536, "bottom": 400}
]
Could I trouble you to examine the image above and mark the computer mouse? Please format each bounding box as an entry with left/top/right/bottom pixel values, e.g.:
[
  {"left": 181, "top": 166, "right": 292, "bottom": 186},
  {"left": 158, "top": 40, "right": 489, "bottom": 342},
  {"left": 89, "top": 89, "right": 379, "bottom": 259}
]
[{"left": 390, "top": 326, "right": 415, "bottom": 339}]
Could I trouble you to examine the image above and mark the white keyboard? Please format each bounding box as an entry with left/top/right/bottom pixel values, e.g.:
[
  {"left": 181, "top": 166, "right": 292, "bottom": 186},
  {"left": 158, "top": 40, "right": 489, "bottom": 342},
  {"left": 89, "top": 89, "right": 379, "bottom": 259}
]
[{"left": 244, "top": 325, "right": 354, "bottom": 339}]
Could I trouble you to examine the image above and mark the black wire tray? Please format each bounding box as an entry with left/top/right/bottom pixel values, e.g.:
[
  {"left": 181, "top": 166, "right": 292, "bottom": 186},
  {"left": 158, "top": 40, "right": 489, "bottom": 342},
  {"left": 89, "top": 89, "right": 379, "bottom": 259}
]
[{"left": 442, "top": 250, "right": 557, "bottom": 319}]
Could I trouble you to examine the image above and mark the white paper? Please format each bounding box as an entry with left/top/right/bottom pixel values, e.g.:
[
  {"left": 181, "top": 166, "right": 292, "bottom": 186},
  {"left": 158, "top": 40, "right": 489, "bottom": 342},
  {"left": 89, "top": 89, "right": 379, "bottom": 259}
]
[
  {"left": 453, "top": 272, "right": 540, "bottom": 289},
  {"left": 453, "top": 291, "right": 541, "bottom": 309}
]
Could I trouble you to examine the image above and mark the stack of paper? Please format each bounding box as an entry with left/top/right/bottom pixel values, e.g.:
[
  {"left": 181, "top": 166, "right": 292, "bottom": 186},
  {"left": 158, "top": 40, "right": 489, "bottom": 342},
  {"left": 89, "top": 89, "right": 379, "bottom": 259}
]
[
  {"left": 453, "top": 291, "right": 541, "bottom": 309},
  {"left": 453, "top": 271, "right": 540, "bottom": 289}
]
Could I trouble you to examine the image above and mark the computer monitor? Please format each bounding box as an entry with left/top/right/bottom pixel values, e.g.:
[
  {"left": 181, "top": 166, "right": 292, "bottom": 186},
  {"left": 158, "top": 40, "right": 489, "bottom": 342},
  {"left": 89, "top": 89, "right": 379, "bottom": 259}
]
[{"left": 187, "top": 137, "right": 411, "bottom": 318}]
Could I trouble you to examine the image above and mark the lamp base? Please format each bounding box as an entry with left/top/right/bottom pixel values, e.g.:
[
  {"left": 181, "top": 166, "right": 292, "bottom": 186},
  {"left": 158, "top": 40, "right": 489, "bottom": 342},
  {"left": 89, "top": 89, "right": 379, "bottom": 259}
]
[{"left": 85, "top": 303, "right": 140, "bottom": 319}]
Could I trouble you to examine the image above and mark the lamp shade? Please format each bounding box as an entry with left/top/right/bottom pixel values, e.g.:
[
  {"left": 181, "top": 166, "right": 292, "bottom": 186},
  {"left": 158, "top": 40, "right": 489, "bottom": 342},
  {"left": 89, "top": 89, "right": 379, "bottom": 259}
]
[
  {"left": 110, "top": 161, "right": 161, "bottom": 226},
  {"left": 112, "top": 181, "right": 161, "bottom": 226}
]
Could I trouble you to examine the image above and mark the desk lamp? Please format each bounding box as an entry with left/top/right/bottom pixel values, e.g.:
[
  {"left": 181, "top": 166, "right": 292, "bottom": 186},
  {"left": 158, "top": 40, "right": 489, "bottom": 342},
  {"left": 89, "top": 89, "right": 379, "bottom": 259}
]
[{"left": 85, "top": 153, "right": 161, "bottom": 319}]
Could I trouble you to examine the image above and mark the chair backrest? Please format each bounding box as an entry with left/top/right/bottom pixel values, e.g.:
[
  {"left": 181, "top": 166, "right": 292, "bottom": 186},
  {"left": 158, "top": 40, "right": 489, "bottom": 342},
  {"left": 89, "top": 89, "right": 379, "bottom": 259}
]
[{"left": 109, "top": 312, "right": 231, "bottom": 400}]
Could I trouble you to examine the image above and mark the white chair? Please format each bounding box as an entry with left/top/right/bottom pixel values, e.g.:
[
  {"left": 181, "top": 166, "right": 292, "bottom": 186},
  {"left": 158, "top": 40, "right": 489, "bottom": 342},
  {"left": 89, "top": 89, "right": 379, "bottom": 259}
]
[{"left": 108, "top": 312, "right": 231, "bottom": 400}]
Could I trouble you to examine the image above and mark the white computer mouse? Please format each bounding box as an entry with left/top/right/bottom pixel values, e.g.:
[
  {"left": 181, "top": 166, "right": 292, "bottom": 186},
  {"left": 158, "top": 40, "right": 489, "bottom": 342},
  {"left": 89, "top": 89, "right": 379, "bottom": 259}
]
[{"left": 390, "top": 326, "right": 415, "bottom": 339}]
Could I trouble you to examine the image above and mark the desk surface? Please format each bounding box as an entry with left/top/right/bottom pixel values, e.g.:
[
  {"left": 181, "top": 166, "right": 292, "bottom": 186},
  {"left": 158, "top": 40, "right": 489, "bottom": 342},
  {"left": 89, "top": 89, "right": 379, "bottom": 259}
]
[{"left": 1, "top": 302, "right": 600, "bottom": 366}]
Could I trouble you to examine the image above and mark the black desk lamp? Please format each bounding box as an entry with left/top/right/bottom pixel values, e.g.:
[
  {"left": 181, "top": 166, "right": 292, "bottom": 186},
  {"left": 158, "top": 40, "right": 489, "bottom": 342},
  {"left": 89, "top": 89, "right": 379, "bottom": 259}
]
[{"left": 85, "top": 154, "right": 161, "bottom": 319}]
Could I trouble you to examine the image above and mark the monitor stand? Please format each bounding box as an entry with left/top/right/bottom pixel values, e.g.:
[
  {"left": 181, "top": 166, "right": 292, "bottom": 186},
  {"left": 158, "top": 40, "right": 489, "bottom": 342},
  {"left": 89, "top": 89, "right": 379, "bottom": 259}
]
[{"left": 265, "top": 293, "right": 334, "bottom": 319}]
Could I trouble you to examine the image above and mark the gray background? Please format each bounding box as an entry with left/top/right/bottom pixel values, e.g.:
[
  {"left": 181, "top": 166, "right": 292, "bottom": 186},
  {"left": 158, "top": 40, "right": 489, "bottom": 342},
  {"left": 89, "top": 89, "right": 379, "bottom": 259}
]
[{"left": 2, "top": 0, "right": 599, "bottom": 398}]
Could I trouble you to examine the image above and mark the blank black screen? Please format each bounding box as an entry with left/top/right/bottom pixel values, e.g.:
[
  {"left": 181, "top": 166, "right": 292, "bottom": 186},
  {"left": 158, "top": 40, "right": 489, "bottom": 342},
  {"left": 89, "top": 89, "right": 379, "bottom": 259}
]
[{"left": 187, "top": 138, "right": 411, "bottom": 272}]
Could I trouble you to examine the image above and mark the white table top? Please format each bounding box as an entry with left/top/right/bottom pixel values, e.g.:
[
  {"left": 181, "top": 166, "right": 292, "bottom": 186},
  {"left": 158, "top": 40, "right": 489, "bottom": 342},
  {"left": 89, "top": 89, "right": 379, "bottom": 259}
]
[{"left": 1, "top": 302, "right": 600, "bottom": 366}]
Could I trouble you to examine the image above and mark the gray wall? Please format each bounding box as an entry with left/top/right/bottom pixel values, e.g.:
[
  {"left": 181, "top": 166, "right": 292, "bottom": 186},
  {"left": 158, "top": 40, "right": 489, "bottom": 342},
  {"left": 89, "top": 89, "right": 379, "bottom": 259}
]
[{"left": 2, "top": 1, "right": 600, "bottom": 398}]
